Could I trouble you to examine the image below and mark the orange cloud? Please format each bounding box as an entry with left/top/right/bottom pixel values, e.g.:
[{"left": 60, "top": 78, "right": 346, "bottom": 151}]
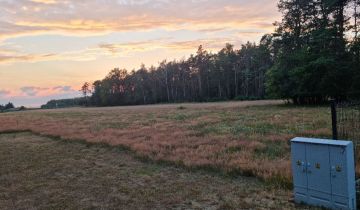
[
  {"left": 30, "top": 0, "right": 58, "bottom": 4},
  {"left": 0, "top": 45, "right": 102, "bottom": 64},
  {"left": 11, "top": 19, "right": 274, "bottom": 35},
  {"left": 15, "top": 20, "right": 112, "bottom": 31},
  {"left": 98, "top": 37, "right": 239, "bottom": 56},
  {"left": 0, "top": 53, "right": 57, "bottom": 64}
]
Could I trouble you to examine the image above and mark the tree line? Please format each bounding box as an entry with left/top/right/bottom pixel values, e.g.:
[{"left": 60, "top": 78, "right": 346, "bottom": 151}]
[
  {"left": 44, "top": 0, "right": 360, "bottom": 108},
  {"left": 0, "top": 102, "right": 14, "bottom": 111},
  {"left": 0, "top": 102, "right": 24, "bottom": 113},
  {"left": 80, "top": 42, "right": 272, "bottom": 107},
  {"left": 41, "top": 98, "right": 87, "bottom": 109}
]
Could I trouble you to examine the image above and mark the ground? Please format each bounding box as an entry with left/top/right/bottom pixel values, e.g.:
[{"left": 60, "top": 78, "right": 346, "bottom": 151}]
[
  {"left": 0, "top": 100, "right": 335, "bottom": 187},
  {"left": 0, "top": 100, "right": 334, "bottom": 209},
  {"left": 0, "top": 132, "right": 316, "bottom": 209}
]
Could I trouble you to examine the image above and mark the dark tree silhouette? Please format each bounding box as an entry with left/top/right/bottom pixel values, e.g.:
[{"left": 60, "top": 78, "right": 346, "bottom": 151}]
[
  {"left": 4, "top": 102, "right": 14, "bottom": 110},
  {"left": 84, "top": 42, "right": 271, "bottom": 107}
]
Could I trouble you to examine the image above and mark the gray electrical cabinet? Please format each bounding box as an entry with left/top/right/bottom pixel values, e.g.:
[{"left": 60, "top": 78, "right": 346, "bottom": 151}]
[{"left": 291, "top": 137, "right": 356, "bottom": 210}]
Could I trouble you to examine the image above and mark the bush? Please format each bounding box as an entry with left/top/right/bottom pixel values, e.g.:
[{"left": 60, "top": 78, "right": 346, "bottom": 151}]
[
  {"left": 4, "top": 102, "right": 14, "bottom": 110},
  {"left": 206, "top": 97, "right": 227, "bottom": 102}
]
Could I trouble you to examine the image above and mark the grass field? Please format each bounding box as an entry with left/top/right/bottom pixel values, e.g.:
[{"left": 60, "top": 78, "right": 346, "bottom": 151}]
[
  {"left": 0, "top": 132, "right": 317, "bottom": 209},
  {"left": 0, "top": 100, "right": 335, "bottom": 188}
]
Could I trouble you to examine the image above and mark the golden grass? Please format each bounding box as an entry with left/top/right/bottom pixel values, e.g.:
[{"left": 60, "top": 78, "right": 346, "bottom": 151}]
[{"left": 0, "top": 100, "right": 333, "bottom": 187}]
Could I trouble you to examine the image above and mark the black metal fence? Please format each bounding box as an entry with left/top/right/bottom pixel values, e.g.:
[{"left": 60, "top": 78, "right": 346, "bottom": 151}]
[{"left": 331, "top": 100, "right": 360, "bottom": 145}]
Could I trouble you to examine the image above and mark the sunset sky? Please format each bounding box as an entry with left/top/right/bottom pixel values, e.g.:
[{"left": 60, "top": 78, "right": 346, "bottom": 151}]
[{"left": 0, "top": 0, "right": 280, "bottom": 107}]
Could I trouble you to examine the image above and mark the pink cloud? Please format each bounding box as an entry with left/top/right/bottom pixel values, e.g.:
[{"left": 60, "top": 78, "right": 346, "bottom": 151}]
[
  {"left": 20, "top": 85, "right": 77, "bottom": 97},
  {"left": 0, "top": 89, "right": 10, "bottom": 96}
]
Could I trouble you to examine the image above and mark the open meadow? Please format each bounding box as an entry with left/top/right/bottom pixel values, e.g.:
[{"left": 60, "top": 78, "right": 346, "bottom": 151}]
[
  {"left": 0, "top": 100, "right": 336, "bottom": 188},
  {"left": 0, "top": 132, "right": 317, "bottom": 209},
  {"left": 0, "top": 100, "right": 336, "bottom": 209}
]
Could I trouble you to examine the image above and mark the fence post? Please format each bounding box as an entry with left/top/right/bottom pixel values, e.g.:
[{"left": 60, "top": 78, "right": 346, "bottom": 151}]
[{"left": 330, "top": 99, "right": 338, "bottom": 140}]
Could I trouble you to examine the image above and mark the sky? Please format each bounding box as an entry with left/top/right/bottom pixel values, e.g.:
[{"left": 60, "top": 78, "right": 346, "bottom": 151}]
[{"left": 0, "top": 0, "right": 280, "bottom": 107}]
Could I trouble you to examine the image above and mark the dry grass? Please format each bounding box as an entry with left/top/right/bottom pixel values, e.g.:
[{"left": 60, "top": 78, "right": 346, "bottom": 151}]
[
  {"left": 0, "top": 132, "right": 317, "bottom": 209},
  {"left": 0, "top": 100, "right": 333, "bottom": 187}
]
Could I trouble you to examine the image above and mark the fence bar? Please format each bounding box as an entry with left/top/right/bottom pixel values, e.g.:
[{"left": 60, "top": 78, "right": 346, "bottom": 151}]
[{"left": 331, "top": 99, "right": 338, "bottom": 140}]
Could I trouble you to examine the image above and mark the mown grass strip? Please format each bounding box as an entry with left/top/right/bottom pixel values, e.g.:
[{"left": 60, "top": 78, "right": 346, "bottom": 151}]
[{"left": 0, "top": 129, "right": 293, "bottom": 189}]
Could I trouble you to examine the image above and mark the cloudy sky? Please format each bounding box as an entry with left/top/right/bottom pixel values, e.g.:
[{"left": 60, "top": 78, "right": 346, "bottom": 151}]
[{"left": 0, "top": 0, "right": 280, "bottom": 107}]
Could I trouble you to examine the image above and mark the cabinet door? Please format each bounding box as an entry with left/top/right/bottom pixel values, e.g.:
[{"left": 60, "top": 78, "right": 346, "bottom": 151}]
[
  {"left": 329, "top": 145, "right": 349, "bottom": 209},
  {"left": 306, "top": 144, "right": 332, "bottom": 207},
  {"left": 291, "top": 142, "right": 308, "bottom": 202}
]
